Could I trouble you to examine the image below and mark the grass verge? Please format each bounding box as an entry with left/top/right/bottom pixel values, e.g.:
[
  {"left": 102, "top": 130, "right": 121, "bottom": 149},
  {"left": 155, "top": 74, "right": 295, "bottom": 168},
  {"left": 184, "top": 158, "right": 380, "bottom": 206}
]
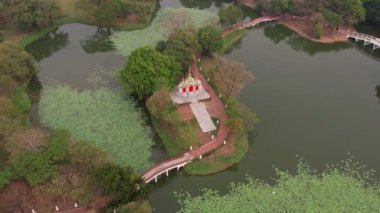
[
  {"left": 221, "top": 29, "right": 248, "bottom": 54},
  {"left": 151, "top": 118, "right": 202, "bottom": 158},
  {"left": 184, "top": 130, "right": 249, "bottom": 175}
]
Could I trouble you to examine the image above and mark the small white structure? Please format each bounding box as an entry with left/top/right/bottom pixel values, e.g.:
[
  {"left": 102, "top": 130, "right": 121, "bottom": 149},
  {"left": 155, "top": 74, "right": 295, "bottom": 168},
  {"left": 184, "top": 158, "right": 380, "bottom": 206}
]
[
  {"left": 171, "top": 72, "right": 210, "bottom": 104},
  {"left": 178, "top": 73, "right": 203, "bottom": 97}
]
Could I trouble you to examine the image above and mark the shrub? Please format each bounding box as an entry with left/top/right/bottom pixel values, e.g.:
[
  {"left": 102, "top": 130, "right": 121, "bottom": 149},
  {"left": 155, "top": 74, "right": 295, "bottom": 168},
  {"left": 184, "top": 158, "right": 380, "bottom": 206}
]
[
  {"left": 45, "top": 130, "right": 70, "bottom": 162},
  {"left": 13, "top": 151, "right": 57, "bottom": 186},
  {"left": 0, "top": 168, "right": 14, "bottom": 190},
  {"left": 11, "top": 85, "right": 31, "bottom": 115},
  {"left": 314, "top": 20, "right": 323, "bottom": 39}
]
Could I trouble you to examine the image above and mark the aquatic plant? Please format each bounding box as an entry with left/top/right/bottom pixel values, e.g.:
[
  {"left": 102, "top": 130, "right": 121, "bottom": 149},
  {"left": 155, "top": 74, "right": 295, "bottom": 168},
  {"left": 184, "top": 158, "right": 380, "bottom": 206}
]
[
  {"left": 39, "top": 85, "right": 153, "bottom": 172},
  {"left": 111, "top": 8, "right": 218, "bottom": 57}
]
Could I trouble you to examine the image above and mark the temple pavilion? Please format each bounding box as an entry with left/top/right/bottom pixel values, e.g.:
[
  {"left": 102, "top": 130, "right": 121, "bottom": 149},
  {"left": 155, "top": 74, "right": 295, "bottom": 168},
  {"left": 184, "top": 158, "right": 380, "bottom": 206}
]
[{"left": 170, "top": 70, "right": 216, "bottom": 133}]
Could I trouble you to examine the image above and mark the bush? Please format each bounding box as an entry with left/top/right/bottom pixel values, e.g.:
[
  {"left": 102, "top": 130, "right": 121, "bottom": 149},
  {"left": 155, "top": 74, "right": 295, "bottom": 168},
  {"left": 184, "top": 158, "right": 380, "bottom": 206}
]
[
  {"left": 13, "top": 151, "right": 57, "bottom": 186},
  {"left": 0, "top": 168, "right": 14, "bottom": 190},
  {"left": 322, "top": 10, "right": 343, "bottom": 28},
  {"left": 45, "top": 130, "right": 70, "bottom": 162},
  {"left": 0, "top": 41, "right": 37, "bottom": 81},
  {"left": 11, "top": 85, "right": 31, "bottom": 115},
  {"left": 314, "top": 20, "right": 323, "bottom": 39}
]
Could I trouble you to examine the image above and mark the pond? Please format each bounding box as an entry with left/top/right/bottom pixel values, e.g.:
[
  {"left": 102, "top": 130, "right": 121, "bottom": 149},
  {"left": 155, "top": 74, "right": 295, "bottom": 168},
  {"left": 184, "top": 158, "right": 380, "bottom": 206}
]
[{"left": 2, "top": 0, "right": 379, "bottom": 212}]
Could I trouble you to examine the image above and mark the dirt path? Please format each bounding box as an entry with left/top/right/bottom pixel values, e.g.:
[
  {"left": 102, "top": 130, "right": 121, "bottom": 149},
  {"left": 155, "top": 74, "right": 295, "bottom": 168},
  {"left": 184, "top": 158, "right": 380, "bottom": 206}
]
[{"left": 279, "top": 14, "right": 355, "bottom": 43}]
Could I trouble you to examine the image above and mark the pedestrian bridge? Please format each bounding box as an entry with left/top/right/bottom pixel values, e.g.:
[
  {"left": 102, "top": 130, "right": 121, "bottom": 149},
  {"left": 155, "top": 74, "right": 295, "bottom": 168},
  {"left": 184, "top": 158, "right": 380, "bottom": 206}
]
[
  {"left": 347, "top": 32, "right": 380, "bottom": 50},
  {"left": 223, "top": 16, "right": 280, "bottom": 36}
]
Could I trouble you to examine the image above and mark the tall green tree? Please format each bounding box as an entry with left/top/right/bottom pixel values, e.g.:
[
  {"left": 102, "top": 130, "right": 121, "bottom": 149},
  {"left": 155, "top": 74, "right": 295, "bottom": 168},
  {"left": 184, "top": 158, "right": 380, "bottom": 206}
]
[
  {"left": 324, "top": 0, "right": 366, "bottom": 25},
  {"left": 95, "top": 164, "right": 147, "bottom": 206},
  {"left": 0, "top": 41, "right": 37, "bottom": 80},
  {"left": 197, "top": 26, "right": 223, "bottom": 54},
  {"left": 119, "top": 47, "right": 181, "bottom": 99},
  {"left": 164, "top": 30, "right": 201, "bottom": 71},
  {"left": 218, "top": 5, "right": 243, "bottom": 25},
  {"left": 14, "top": 0, "right": 60, "bottom": 31}
]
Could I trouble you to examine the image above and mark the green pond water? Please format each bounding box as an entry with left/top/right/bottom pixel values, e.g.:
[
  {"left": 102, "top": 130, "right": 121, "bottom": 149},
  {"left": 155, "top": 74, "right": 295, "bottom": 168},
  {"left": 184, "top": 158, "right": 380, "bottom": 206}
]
[{"left": 1, "top": 0, "right": 379, "bottom": 212}]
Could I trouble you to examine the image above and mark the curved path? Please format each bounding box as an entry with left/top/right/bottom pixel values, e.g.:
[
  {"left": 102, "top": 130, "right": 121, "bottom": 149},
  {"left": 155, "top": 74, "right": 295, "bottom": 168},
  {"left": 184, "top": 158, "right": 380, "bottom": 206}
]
[
  {"left": 142, "top": 63, "right": 229, "bottom": 183},
  {"left": 223, "top": 16, "right": 280, "bottom": 37}
]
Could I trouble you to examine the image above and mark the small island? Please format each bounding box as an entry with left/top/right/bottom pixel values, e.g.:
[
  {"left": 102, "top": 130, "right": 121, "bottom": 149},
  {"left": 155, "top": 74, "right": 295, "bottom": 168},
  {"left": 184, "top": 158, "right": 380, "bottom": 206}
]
[{"left": 1, "top": 0, "right": 380, "bottom": 212}]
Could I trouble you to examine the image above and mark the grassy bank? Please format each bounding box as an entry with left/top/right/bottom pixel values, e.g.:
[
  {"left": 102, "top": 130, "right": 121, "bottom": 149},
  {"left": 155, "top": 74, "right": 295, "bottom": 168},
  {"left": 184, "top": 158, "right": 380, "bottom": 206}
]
[
  {"left": 221, "top": 29, "right": 248, "bottom": 54},
  {"left": 184, "top": 131, "right": 249, "bottom": 175},
  {"left": 151, "top": 118, "right": 204, "bottom": 158}
]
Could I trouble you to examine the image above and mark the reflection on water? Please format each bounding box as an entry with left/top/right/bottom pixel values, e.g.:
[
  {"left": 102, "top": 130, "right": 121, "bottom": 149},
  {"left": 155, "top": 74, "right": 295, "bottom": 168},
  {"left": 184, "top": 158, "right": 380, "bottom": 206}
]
[
  {"left": 263, "top": 24, "right": 352, "bottom": 55},
  {"left": 179, "top": 0, "right": 233, "bottom": 9},
  {"left": 80, "top": 27, "right": 115, "bottom": 54},
  {"left": 376, "top": 85, "right": 380, "bottom": 101},
  {"left": 26, "top": 23, "right": 124, "bottom": 89},
  {"left": 26, "top": 30, "right": 69, "bottom": 61}
]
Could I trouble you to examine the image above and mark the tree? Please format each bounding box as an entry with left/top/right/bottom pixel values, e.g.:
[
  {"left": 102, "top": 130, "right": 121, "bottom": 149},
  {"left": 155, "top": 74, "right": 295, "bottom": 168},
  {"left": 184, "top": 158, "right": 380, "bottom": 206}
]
[
  {"left": 364, "top": 0, "right": 380, "bottom": 26},
  {"left": 14, "top": 0, "right": 60, "bottom": 31},
  {"left": 322, "top": 10, "right": 344, "bottom": 28},
  {"left": 6, "top": 128, "right": 48, "bottom": 162},
  {"left": 164, "top": 30, "right": 201, "bottom": 71},
  {"left": 95, "top": 164, "right": 147, "bottom": 206},
  {"left": 0, "top": 41, "right": 37, "bottom": 81},
  {"left": 68, "top": 140, "right": 112, "bottom": 173},
  {"left": 225, "top": 97, "right": 244, "bottom": 136},
  {"left": 213, "top": 55, "right": 253, "bottom": 98},
  {"left": 160, "top": 8, "right": 195, "bottom": 36},
  {"left": 13, "top": 151, "right": 57, "bottom": 186},
  {"left": 314, "top": 19, "right": 323, "bottom": 39},
  {"left": 218, "top": 5, "right": 243, "bottom": 25},
  {"left": 324, "top": 0, "right": 366, "bottom": 25},
  {"left": 197, "top": 26, "right": 223, "bottom": 54},
  {"left": 119, "top": 46, "right": 181, "bottom": 99},
  {"left": 0, "top": 168, "right": 14, "bottom": 190},
  {"left": 146, "top": 88, "right": 178, "bottom": 123},
  {"left": 268, "top": 0, "right": 292, "bottom": 14},
  {"left": 95, "top": 0, "right": 123, "bottom": 25},
  {"left": 179, "top": 158, "right": 380, "bottom": 212},
  {"left": 0, "top": 97, "right": 24, "bottom": 141}
]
